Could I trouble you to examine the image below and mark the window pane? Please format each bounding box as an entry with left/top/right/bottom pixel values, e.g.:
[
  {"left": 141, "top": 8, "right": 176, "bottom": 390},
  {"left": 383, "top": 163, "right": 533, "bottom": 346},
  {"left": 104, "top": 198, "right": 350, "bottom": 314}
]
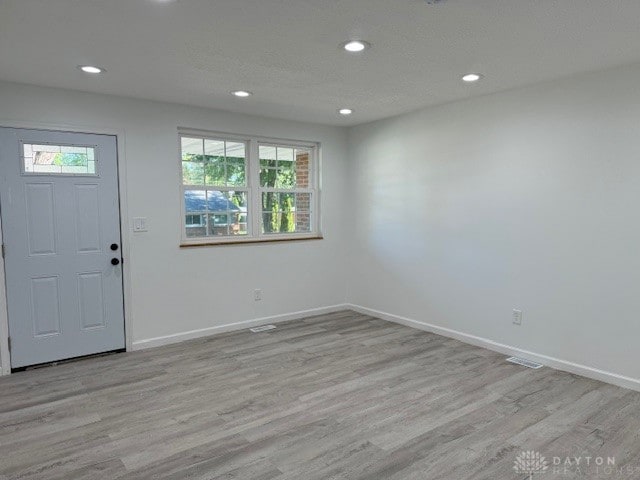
[
  {"left": 259, "top": 145, "right": 277, "bottom": 167},
  {"left": 182, "top": 161, "right": 204, "bottom": 185},
  {"left": 226, "top": 157, "right": 246, "bottom": 186},
  {"left": 295, "top": 212, "right": 311, "bottom": 232},
  {"left": 184, "top": 189, "right": 207, "bottom": 238},
  {"left": 204, "top": 139, "right": 225, "bottom": 157},
  {"left": 208, "top": 214, "right": 229, "bottom": 236},
  {"left": 184, "top": 190, "right": 207, "bottom": 215},
  {"left": 295, "top": 193, "right": 312, "bottom": 232},
  {"left": 260, "top": 192, "right": 312, "bottom": 234},
  {"left": 261, "top": 212, "right": 275, "bottom": 234},
  {"left": 278, "top": 192, "right": 295, "bottom": 210},
  {"left": 61, "top": 145, "right": 87, "bottom": 154},
  {"left": 294, "top": 148, "right": 311, "bottom": 188},
  {"left": 185, "top": 214, "right": 203, "bottom": 226},
  {"left": 185, "top": 213, "right": 207, "bottom": 238},
  {"left": 226, "top": 142, "right": 246, "bottom": 187},
  {"left": 184, "top": 189, "right": 247, "bottom": 238},
  {"left": 295, "top": 193, "right": 311, "bottom": 211},
  {"left": 261, "top": 192, "right": 301, "bottom": 233},
  {"left": 30, "top": 144, "right": 60, "bottom": 153},
  {"left": 236, "top": 213, "right": 248, "bottom": 235},
  {"left": 184, "top": 195, "right": 206, "bottom": 238},
  {"left": 276, "top": 161, "right": 295, "bottom": 188},
  {"left": 204, "top": 158, "right": 225, "bottom": 186},
  {"left": 260, "top": 167, "right": 277, "bottom": 187},
  {"left": 206, "top": 190, "right": 230, "bottom": 211},
  {"left": 228, "top": 191, "right": 248, "bottom": 236},
  {"left": 226, "top": 142, "right": 245, "bottom": 159},
  {"left": 277, "top": 147, "right": 294, "bottom": 162},
  {"left": 23, "top": 144, "right": 96, "bottom": 175},
  {"left": 262, "top": 192, "right": 278, "bottom": 233},
  {"left": 181, "top": 137, "right": 204, "bottom": 162},
  {"left": 262, "top": 192, "right": 278, "bottom": 210}
]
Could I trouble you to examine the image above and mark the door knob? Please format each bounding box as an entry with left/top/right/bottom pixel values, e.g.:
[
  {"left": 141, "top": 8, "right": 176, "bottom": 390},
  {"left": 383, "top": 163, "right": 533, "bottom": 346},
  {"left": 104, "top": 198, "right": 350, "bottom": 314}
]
[
  {"left": 111, "top": 258, "right": 120, "bottom": 266},
  {"left": 110, "top": 243, "right": 119, "bottom": 251}
]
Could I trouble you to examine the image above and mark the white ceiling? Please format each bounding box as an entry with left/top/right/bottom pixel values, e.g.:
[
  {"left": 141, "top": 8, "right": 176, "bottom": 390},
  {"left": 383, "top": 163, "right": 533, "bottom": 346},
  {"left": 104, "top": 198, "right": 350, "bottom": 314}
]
[{"left": 1, "top": 0, "right": 640, "bottom": 126}]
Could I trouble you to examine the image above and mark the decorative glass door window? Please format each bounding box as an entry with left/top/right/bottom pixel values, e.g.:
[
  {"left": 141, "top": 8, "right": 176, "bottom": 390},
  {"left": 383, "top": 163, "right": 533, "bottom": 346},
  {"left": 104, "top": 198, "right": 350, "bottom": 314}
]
[{"left": 22, "top": 144, "right": 97, "bottom": 175}]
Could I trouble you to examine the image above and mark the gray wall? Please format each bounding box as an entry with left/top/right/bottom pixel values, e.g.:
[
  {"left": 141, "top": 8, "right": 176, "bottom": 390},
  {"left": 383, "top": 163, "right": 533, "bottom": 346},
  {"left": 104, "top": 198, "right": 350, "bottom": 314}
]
[{"left": 347, "top": 63, "right": 640, "bottom": 381}]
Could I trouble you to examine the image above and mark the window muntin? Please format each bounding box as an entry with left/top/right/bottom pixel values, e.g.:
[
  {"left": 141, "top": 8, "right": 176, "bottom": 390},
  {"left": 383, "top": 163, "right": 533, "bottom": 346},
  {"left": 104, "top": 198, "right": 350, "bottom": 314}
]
[
  {"left": 22, "top": 143, "right": 97, "bottom": 175},
  {"left": 180, "top": 134, "right": 319, "bottom": 244}
]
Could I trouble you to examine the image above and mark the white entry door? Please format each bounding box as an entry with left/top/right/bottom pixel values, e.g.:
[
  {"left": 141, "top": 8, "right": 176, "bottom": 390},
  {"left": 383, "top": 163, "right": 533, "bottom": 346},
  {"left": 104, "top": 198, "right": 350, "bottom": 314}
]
[{"left": 0, "top": 128, "right": 125, "bottom": 368}]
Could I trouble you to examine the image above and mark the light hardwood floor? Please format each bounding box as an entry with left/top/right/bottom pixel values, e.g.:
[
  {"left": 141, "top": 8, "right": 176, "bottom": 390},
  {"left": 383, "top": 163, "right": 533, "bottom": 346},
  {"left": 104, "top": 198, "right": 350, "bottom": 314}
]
[{"left": 1, "top": 310, "right": 639, "bottom": 479}]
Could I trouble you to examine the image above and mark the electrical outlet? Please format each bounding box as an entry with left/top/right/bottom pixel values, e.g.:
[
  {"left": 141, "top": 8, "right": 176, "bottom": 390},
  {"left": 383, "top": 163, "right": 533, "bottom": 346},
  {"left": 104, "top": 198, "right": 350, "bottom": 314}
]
[
  {"left": 512, "top": 309, "right": 523, "bottom": 325},
  {"left": 254, "top": 289, "right": 262, "bottom": 301}
]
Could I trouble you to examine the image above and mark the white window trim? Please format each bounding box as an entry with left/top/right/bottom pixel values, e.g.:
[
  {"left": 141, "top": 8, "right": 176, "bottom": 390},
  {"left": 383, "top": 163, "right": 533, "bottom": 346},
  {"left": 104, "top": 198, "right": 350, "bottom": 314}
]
[{"left": 178, "top": 129, "right": 322, "bottom": 246}]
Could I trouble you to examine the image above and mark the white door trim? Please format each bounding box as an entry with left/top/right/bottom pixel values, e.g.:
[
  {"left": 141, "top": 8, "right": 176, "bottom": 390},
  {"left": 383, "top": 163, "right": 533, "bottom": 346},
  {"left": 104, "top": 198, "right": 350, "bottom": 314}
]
[{"left": 0, "top": 119, "right": 133, "bottom": 375}]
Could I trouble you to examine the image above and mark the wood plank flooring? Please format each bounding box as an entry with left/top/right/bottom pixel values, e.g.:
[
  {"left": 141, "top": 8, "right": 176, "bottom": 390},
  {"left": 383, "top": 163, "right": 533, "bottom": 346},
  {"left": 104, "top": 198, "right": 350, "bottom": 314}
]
[{"left": 1, "top": 310, "right": 639, "bottom": 479}]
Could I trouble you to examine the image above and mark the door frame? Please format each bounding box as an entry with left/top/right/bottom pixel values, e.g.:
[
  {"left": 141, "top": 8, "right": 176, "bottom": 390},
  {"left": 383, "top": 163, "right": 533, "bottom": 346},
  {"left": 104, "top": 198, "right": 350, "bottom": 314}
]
[{"left": 0, "top": 120, "right": 133, "bottom": 375}]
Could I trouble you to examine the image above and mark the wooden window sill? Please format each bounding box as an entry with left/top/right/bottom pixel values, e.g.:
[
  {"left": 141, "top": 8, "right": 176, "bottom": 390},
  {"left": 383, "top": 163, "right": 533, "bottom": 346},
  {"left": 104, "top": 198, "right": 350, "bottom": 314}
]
[{"left": 180, "top": 236, "right": 323, "bottom": 248}]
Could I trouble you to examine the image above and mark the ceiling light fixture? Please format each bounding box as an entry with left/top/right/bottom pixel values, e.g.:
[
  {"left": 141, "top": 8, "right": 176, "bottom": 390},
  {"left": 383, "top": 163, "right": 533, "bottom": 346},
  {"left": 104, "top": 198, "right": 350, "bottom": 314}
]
[
  {"left": 338, "top": 108, "right": 353, "bottom": 115},
  {"left": 78, "top": 65, "right": 104, "bottom": 74},
  {"left": 231, "top": 90, "right": 252, "bottom": 97},
  {"left": 462, "top": 73, "right": 482, "bottom": 83},
  {"left": 342, "top": 40, "right": 370, "bottom": 53}
]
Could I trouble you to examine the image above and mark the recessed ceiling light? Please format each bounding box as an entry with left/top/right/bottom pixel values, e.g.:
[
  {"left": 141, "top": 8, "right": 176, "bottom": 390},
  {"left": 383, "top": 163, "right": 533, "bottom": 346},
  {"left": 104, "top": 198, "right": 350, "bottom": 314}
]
[
  {"left": 231, "top": 90, "right": 252, "bottom": 97},
  {"left": 462, "top": 73, "right": 482, "bottom": 83},
  {"left": 342, "top": 40, "right": 370, "bottom": 53},
  {"left": 338, "top": 108, "right": 353, "bottom": 115},
  {"left": 78, "top": 65, "right": 104, "bottom": 74}
]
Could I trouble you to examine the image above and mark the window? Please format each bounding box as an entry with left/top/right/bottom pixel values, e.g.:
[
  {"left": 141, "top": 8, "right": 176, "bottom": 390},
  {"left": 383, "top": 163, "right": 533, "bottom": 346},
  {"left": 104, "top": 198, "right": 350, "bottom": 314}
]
[
  {"left": 180, "top": 132, "right": 319, "bottom": 244},
  {"left": 185, "top": 214, "right": 204, "bottom": 227},
  {"left": 22, "top": 143, "right": 97, "bottom": 175}
]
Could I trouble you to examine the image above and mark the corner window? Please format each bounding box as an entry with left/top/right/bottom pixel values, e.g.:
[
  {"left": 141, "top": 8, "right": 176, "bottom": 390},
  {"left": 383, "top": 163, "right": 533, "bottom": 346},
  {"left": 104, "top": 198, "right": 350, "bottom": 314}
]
[{"left": 180, "top": 132, "right": 320, "bottom": 245}]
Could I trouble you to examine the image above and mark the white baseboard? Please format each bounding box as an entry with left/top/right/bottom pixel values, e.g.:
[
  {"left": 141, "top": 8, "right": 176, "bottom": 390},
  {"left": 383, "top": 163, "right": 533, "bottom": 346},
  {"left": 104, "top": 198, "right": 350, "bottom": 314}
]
[
  {"left": 131, "top": 304, "right": 349, "bottom": 351},
  {"left": 347, "top": 304, "right": 640, "bottom": 393}
]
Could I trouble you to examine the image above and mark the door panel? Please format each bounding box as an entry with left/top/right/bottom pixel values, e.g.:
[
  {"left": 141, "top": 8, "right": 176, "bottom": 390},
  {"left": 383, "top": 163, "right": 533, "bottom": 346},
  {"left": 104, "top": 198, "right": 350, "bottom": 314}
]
[
  {"left": 0, "top": 128, "right": 125, "bottom": 368},
  {"left": 25, "top": 183, "right": 57, "bottom": 255},
  {"left": 74, "top": 184, "right": 102, "bottom": 253},
  {"left": 30, "top": 276, "right": 61, "bottom": 337},
  {"left": 77, "top": 272, "right": 106, "bottom": 330}
]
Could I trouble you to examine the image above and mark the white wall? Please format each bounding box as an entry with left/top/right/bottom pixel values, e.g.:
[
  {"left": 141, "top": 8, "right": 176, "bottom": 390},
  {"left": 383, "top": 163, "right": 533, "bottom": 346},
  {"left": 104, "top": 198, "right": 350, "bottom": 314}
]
[
  {"left": 0, "top": 81, "right": 348, "bottom": 370},
  {"left": 347, "top": 63, "right": 640, "bottom": 382},
  {"left": 3, "top": 62, "right": 640, "bottom": 386}
]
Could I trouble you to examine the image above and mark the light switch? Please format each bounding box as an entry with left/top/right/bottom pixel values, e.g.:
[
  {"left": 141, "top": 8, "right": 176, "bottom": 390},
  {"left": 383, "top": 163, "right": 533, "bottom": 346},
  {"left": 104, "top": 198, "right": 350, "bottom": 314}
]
[{"left": 133, "top": 217, "right": 148, "bottom": 232}]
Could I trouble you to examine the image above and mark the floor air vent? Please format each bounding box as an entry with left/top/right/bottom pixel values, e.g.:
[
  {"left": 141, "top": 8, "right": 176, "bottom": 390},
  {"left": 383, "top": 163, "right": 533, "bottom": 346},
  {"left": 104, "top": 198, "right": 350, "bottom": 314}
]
[
  {"left": 506, "top": 356, "right": 543, "bottom": 369},
  {"left": 250, "top": 325, "right": 277, "bottom": 333}
]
